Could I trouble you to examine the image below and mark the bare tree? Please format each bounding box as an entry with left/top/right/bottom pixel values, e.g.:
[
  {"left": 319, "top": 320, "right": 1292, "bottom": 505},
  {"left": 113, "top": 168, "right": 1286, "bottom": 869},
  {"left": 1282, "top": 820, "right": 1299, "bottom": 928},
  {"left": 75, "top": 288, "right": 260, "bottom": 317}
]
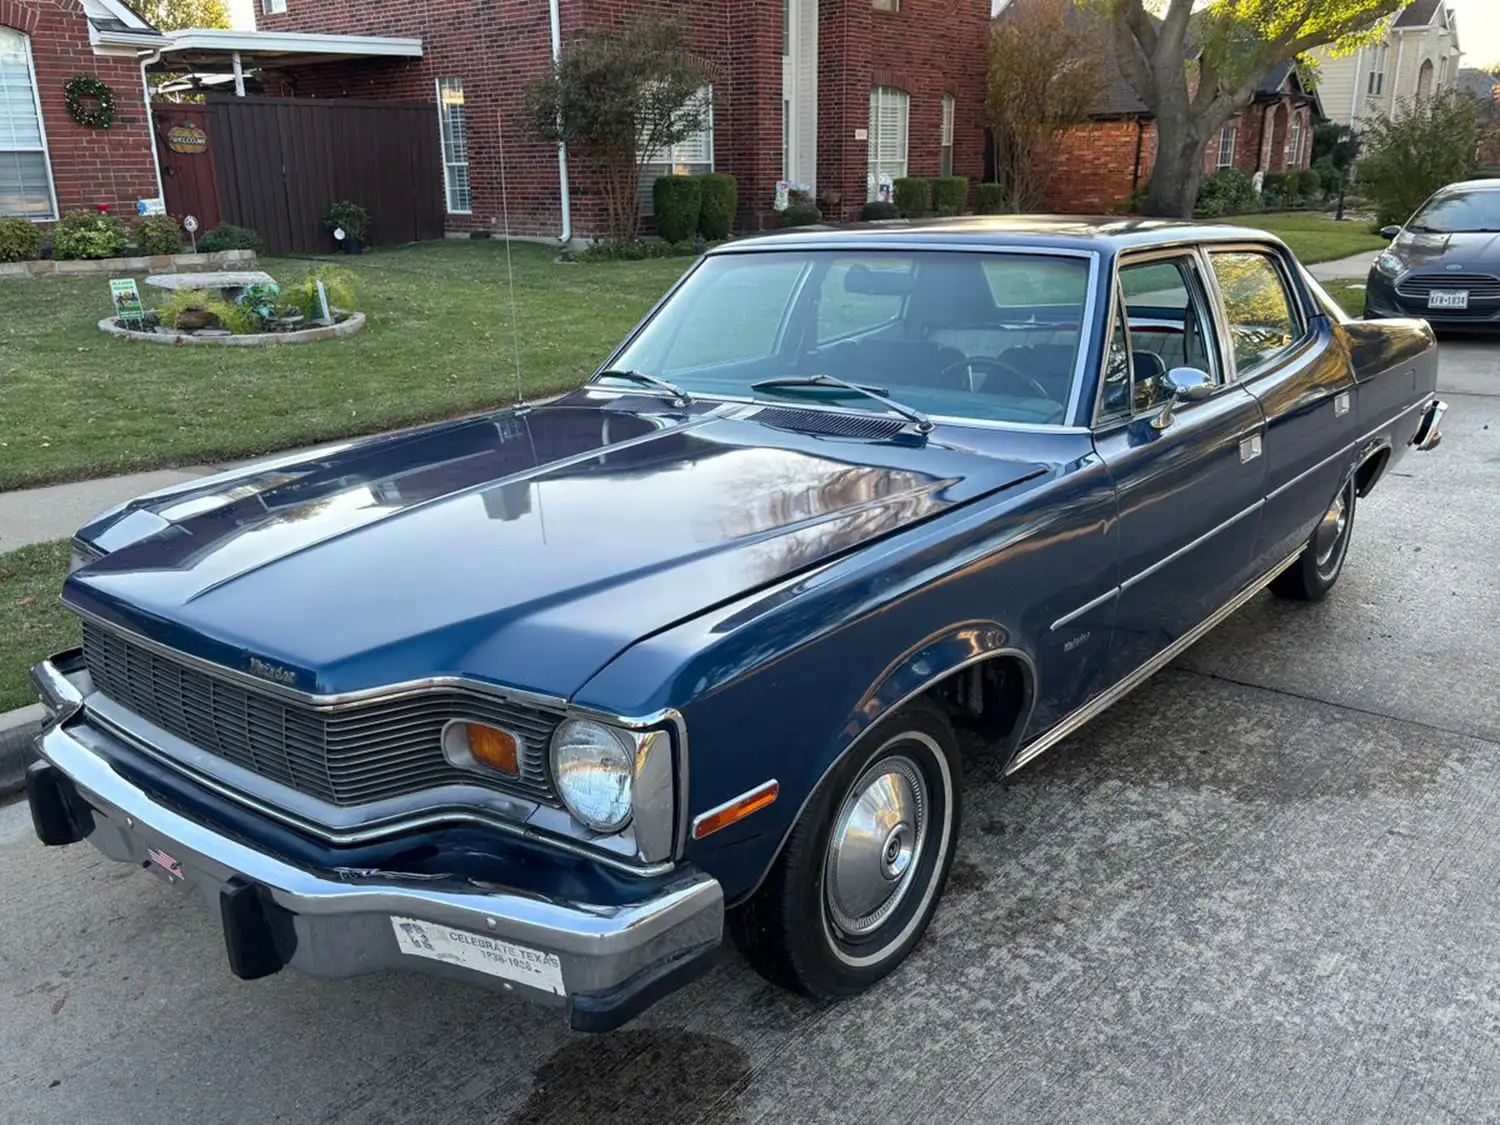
[
  {"left": 1092, "top": 0, "right": 1407, "bottom": 217},
  {"left": 987, "top": 0, "right": 1113, "bottom": 212},
  {"left": 527, "top": 19, "right": 710, "bottom": 244}
]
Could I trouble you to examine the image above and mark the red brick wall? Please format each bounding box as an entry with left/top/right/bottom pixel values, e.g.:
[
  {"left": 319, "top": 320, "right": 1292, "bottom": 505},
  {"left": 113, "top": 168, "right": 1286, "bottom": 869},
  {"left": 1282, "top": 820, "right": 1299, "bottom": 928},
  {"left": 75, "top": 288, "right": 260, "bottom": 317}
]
[
  {"left": 261, "top": 0, "right": 988, "bottom": 235},
  {"left": 2, "top": 0, "right": 159, "bottom": 219},
  {"left": 1044, "top": 118, "right": 1155, "bottom": 213}
]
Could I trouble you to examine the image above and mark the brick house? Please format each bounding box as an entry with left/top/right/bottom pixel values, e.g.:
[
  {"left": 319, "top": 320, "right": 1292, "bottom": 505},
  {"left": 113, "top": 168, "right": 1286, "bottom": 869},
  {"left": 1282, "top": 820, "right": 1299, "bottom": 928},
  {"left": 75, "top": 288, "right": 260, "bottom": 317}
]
[
  {"left": 1, "top": 0, "right": 165, "bottom": 221},
  {"left": 242, "top": 0, "right": 991, "bottom": 238},
  {"left": 1042, "top": 59, "right": 1322, "bottom": 215}
]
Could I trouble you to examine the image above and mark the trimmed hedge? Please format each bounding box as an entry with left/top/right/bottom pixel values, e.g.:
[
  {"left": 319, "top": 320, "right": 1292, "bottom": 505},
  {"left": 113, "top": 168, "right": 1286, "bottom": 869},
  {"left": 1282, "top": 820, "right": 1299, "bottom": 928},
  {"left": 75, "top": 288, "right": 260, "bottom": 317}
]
[
  {"left": 861, "top": 200, "right": 900, "bottom": 221},
  {"left": 697, "top": 173, "right": 737, "bottom": 240},
  {"left": 975, "top": 182, "right": 1006, "bottom": 214},
  {"left": 0, "top": 216, "right": 41, "bottom": 263},
  {"left": 652, "top": 175, "right": 702, "bottom": 243},
  {"left": 135, "top": 213, "right": 182, "bottom": 255},
  {"left": 779, "top": 202, "right": 823, "bottom": 227},
  {"left": 197, "top": 224, "right": 263, "bottom": 253},
  {"left": 932, "top": 176, "right": 968, "bottom": 216},
  {"left": 51, "top": 210, "right": 129, "bottom": 260},
  {"left": 1195, "top": 168, "right": 1258, "bottom": 218},
  {"left": 893, "top": 177, "right": 930, "bottom": 218}
]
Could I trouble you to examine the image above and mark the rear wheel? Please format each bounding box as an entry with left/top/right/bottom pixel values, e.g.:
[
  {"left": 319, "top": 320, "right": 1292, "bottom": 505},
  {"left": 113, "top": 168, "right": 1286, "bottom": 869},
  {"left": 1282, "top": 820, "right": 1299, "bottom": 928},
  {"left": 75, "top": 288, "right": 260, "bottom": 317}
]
[
  {"left": 1271, "top": 479, "right": 1356, "bottom": 602},
  {"left": 730, "top": 700, "right": 961, "bottom": 998}
]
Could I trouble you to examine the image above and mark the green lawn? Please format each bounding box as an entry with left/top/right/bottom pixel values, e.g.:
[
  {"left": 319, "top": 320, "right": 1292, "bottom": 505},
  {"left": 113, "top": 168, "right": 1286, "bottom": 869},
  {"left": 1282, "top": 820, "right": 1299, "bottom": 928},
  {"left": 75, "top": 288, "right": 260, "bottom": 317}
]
[
  {"left": 0, "top": 541, "right": 77, "bottom": 712},
  {"left": 1230, "top": 212, "right": 1386, "bottom": 265},
  {"left": 1319, "top": 279, "right": 1368, "bottom": 317},
  {"left": 0, "top": 242, "right": 690, "bottom": 491}
]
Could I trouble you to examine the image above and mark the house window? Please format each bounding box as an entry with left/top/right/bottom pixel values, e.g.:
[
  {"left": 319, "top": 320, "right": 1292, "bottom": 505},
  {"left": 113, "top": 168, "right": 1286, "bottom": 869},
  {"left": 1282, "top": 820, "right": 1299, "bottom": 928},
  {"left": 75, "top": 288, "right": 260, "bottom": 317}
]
[
  {"left": 1216, "top": 125, "right": 1237, "bottom": 169},
  {"left": 262, "top": 0, "right": 287, "bottom": 13},
  {"left": 868, "top": 86, "right": 909, "bottom": 198},
  {"left": 1286, "top": 114, "right": 1302, "bottom": 167},
  {"left": 0, "top": 28, "right": 55, "bottom": 220},
  {"left": 940, "top": 94, "right": 955, "bottom": 177},
  {"left": 436, "top": 78, "right": 471, "bottom": 214},
  {"left": 1367, "top": 43, "right": 1388, "bottom": 96},
  {"left": 640, "top": 86, "right": 713, "bottom": 215},
  {"left": 872, "top": 0, "right": 899, "bottom": 10}
]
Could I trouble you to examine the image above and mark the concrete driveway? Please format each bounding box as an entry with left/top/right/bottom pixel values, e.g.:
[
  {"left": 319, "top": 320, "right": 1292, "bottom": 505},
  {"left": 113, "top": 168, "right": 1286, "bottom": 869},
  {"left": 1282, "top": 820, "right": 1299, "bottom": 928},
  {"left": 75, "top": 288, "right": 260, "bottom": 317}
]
[{"left": 1, "top": 343, "right": 1496, "bottom": 1125}]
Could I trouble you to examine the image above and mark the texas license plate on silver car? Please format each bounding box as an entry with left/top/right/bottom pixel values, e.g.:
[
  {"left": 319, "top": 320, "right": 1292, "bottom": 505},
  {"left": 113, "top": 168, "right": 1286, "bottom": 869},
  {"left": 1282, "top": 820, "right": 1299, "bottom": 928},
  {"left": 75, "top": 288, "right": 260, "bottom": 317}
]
[{"left": 1428, "top": 290, "right": 1469, "bottom": 309}]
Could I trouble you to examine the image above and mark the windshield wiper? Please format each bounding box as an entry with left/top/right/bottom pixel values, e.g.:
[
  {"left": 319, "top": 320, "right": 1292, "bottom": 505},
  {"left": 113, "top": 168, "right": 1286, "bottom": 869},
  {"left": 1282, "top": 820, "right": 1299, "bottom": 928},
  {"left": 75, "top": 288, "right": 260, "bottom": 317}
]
[
  {"left": 750, "top": 374, "right": 933, "bottom": 434},
  {"left": 593, "top": 368, "right": 693, "bottom": 405}
]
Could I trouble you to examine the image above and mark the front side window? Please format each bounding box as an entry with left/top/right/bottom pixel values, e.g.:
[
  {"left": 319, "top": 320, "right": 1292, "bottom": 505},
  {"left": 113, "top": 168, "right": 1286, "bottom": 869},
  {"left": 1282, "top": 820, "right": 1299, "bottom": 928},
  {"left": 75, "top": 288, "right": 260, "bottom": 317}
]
[
  {"left": 1209, "top": 251, "right": 1300, "bottom": 376},
  {"left": 1407, "top": 188, "right": 1500, "bottom": 233},
  {"left": 1101, "top": 255, "right": 1220, "bottom": 419},
  {"left": 609, "top": 250, "right": 1091, "bottom": 425},
  {"left": 1217, "top": 125, "right": 1237, "bottom": 169},
  {"left": 940, "top": 95, "right": 955, "bottom": 177},
  {"left": 0, "top": 28, "right": 55, "bottom": 220},
  {"left": 436, "top": 78, "right": 470, "bottom": 213},
  {"left": 868, "top": 87, "right": 909, "bottom": 198},
  {"left": 640, "top": 86, "right": 713, "bottom": 215}
]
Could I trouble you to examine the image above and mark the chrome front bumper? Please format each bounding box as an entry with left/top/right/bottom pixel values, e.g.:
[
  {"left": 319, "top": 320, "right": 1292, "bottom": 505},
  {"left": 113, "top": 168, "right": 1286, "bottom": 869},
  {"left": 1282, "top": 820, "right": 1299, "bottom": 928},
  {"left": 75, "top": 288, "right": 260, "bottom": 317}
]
[{"left": 26, "top": 656, "right": 723, "bottom": 1032}]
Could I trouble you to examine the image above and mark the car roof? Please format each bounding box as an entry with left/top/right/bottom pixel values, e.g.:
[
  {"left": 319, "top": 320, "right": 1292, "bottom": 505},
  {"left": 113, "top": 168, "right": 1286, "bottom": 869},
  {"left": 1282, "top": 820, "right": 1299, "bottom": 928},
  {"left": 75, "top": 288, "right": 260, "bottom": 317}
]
[
  {"left": 1435, "top": 178, "right": 1500, "bottom": 194},
  {"left": 711, "top": 214, "right": 1287, "bottom": 257}
]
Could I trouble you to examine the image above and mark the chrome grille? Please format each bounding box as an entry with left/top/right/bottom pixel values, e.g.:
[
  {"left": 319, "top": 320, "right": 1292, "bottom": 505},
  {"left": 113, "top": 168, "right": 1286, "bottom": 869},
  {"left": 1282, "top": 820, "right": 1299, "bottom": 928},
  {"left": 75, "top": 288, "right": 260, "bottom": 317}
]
[
  {"left": 82, "top": 622, "right": 560, "bottom": 808},
  {"left": 1395, "top": 272, "right": 1500, "bottom": 299}
]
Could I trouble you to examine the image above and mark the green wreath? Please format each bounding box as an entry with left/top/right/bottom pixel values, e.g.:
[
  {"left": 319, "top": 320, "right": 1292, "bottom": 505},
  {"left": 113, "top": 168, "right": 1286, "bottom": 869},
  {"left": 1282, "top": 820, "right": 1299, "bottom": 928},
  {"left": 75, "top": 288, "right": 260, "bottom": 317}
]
[{"left": 65, "top": 76, "right": 116, "bottom": 129}]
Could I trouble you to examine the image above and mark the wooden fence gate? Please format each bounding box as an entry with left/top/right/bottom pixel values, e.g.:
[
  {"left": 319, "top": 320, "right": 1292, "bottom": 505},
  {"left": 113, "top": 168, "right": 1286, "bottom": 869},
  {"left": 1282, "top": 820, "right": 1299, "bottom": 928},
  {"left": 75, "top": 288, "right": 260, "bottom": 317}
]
[{"left": 155, "top": 95, "right": 445, "bottom": 254}]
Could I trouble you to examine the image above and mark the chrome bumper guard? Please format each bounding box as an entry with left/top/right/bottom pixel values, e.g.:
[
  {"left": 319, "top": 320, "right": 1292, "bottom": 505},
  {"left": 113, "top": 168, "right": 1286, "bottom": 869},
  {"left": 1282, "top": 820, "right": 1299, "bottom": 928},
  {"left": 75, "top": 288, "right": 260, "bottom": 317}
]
[
  {"left": 1412, "top": 398, "right": 1447, "bottom": 452},
  {"left": 26, "top": 656, "right": 724, "bottom": 1032}
]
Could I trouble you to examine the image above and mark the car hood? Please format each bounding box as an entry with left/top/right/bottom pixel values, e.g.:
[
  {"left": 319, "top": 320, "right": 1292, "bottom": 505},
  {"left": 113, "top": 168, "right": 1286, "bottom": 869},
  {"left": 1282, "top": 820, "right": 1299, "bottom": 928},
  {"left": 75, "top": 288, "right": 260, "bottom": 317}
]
[
  {"left": 66, "top": 394, "right": 1046, "bottom": 700},
  {"left": 1391, "top": 230, "right": 1500, "bottom": 272}
]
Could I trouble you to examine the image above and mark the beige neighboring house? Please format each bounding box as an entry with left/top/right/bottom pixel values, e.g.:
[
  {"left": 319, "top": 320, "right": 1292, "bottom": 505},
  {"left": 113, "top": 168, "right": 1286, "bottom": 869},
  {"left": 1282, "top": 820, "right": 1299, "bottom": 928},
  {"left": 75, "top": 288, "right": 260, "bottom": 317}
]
[{"left": 1308, "top": 0, "right": 1462, "bottom": 128}]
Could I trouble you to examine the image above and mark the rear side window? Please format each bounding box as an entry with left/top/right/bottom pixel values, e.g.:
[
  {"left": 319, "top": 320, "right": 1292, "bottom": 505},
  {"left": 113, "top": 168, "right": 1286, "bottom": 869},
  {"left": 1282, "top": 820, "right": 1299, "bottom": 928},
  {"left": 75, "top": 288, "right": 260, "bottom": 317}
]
[{"left": 1208, "top": 252, "right": 1301, "bottom": 376}]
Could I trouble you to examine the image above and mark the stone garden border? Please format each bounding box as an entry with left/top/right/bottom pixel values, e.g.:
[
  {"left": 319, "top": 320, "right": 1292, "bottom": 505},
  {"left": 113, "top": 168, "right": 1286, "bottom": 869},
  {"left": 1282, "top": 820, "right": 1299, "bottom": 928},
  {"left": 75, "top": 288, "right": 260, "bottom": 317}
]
[
  {"left": 0, "top": 248, "right": 259, "bottom": 281},
  {"left": 98, "top": 311, "right": 366, "bottom": 346}
]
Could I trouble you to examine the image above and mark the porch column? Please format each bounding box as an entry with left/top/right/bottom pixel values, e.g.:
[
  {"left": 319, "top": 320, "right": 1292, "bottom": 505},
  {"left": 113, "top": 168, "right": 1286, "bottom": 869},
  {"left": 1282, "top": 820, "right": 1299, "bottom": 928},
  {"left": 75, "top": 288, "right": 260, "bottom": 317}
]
[{"left": 232, "top": 51, "right": 245, "bottom": 97}]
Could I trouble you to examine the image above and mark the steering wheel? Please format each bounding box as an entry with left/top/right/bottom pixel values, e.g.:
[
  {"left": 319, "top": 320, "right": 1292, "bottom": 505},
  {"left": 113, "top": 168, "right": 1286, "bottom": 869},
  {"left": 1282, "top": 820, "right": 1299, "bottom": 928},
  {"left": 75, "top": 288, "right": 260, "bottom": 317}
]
[{"left": 936, "top": 356, "right": 1053, "bottom": 400}]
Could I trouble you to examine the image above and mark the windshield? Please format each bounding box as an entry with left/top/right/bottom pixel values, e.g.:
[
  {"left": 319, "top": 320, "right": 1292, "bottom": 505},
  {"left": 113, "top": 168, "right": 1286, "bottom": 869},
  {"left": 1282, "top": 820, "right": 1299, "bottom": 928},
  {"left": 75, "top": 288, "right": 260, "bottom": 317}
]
[
  {"left": 1409, "top": 189, "right": 1500, "bottom": 233},
  {"left": 603, "top": 249, "right": 1092, "bottom": 425}
]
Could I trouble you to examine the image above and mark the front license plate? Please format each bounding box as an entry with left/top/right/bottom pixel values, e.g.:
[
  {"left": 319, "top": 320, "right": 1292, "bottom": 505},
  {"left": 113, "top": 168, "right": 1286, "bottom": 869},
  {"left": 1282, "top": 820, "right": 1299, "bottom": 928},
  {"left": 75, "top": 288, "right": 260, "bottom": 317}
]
[
  {"left": 1428, "top": 290, "right": 1469, "bottom": 309},
  {"left": 389, "top": 916, "right": 566, "bottom": 995}
]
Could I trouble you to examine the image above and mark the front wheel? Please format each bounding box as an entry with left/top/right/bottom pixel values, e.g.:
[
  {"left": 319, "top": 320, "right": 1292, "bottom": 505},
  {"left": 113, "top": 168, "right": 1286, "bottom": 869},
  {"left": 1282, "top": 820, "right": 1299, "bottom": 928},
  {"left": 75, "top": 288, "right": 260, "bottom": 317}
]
[
  {"left": 1272, "top": 479, "right": 1356, "bottom": 602},
  {"left": 729, "top": 700, "right": 962, "bottom": 998}
]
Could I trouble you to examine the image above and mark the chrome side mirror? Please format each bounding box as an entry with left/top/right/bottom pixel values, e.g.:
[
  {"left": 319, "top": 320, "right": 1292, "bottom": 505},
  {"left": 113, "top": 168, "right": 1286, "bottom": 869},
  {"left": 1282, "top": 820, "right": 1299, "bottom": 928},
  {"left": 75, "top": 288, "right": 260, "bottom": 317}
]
[
  {"left": 1150, "top": 367, "right": 1214, "bottom": 430},
  {"left": 1380, "top": 225, "right": 1402, "bottom": 240}
]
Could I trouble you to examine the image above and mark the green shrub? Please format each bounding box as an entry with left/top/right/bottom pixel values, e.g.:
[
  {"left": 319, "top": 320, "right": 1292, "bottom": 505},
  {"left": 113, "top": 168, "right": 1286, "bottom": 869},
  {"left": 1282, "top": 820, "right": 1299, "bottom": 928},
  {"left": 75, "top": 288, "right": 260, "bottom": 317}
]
[
  {"left": 1358, "top": 92, "right": 1479, "bottom": 228},
  {"left": 975, "top": 182, "right": 1006, "bottom": 215},
  {"left": 0, "top": 217, "right": 42, "bottom": 262},
  {"left": 1196, "top": 169, "right": 1258, "bottom": 218},
  {"left": 931, "top": 176, "right": 968, "bottom": 217},
  {"left": 50, "top": 209, "right": 129, "bottom": 260},
  {"left": 1261, "top": 171, "right": 1296, "bottom": 209},
  {"left": 571, "top": 238, "right": 718, "bottom": 262},
  {"left": 1292, "top": 168, "right": 1322, "bottom": 201},
  {"left": 860, "top": 200, "right": 900, "bottom": 221},
  {"left": 237, "top": 282, "right": 283, "bottom": 328},
  {"left": 778, "top": 202, "right": 823, "bottom": 227},
  {"left": 324, "top": 200, "right": 370, "bottom": 241},
  {"left": 892, "top": 177, "right": 930, "bottom": 218},
  {"left": 158, "top": 287, "right": 253, "bottom": 334},
  {"left": 696, "top": 173, "right": 737, "bottom": 239},
  {"left": 196, "top": 224, "right": 263, "bottom": 253},
  {"left": 287, "top": 266, "right": 357, "bottom": 320},
  {"left": 135, "top": 213, "right": 182, "bottom": 255},
  {"left": 651, "top": 175, "right": 702, "bottom": 243},
  {"left": 1312, "top": 156, "right": 1342, "bottom": 198}
]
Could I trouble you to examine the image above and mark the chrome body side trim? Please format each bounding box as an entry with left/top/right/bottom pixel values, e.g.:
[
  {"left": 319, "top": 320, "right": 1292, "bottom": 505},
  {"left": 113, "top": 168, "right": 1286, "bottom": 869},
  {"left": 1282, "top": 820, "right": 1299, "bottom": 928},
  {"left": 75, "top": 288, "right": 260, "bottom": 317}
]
[
  {"left": 31, "top": 716, "right": 723, "bottom": 1007},
  {"left": 1050, "top": 587, "right": 1118, "bottom": 633},
  {"left": 1358, "top": 395, "right": 1431, "bottom": 446},
  {"left": 1005, "top": 545, "right": 1302, "bottom": 776},
  {"left": 1120, "top": 500, "right": 1264, "bottom": 592},
  {"left": 1265, "top": 443, "right": 1356, "bottom": 502}
]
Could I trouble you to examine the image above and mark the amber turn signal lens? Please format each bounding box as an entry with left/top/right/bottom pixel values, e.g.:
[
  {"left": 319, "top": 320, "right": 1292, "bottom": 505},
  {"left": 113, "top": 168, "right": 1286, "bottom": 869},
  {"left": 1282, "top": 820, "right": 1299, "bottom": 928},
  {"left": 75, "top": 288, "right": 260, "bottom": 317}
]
[
  {"left": 463, "top": 722, "right": 519, "bottom": 776},
  {"left": 691, "top": 780, "right": 779, "bottom": 840}
]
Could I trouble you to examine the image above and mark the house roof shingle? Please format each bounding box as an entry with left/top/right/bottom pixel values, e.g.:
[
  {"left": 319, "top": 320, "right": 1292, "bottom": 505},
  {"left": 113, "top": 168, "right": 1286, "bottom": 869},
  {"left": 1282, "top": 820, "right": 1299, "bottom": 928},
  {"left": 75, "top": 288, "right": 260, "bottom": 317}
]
[{"left": 1393, "top": 0, "right": 1444, "bottom": 29}]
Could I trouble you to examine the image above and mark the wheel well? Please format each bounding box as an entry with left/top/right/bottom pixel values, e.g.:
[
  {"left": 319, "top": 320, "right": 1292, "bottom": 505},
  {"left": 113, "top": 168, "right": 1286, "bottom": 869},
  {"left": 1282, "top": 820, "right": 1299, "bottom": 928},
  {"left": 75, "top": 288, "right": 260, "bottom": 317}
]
[
  {"left": 922, "top": 655, "right": 1031, "bottom": 749},
  {"left": 1355, "top": 447, "right": 1390, "bottom": 497}
]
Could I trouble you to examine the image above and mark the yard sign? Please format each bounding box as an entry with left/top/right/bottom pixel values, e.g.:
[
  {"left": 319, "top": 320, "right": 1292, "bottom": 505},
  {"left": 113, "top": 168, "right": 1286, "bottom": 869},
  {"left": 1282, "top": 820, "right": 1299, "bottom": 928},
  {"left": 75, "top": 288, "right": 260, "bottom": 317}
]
[{"left": 109, "top": 278, "right": 144, "bottom": 326}]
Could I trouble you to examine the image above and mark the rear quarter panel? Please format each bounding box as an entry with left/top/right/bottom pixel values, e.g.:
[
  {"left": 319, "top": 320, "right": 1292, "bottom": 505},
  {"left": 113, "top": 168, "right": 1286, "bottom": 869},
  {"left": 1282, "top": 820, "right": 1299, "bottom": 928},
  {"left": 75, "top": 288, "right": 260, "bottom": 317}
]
[{"left": 1342, "top": 318, "right": 1439, "bottom": 475}]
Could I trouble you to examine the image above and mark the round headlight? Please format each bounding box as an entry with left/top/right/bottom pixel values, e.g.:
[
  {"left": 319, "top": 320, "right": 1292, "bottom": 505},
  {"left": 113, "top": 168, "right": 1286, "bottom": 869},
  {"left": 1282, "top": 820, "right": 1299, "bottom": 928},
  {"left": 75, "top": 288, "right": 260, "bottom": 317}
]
[
  {"left": 1375, "top": 251, "right": 1404, "bottom": 279},
  {"left": 549, "top": 719, "right": 634, "bottom": 833}
]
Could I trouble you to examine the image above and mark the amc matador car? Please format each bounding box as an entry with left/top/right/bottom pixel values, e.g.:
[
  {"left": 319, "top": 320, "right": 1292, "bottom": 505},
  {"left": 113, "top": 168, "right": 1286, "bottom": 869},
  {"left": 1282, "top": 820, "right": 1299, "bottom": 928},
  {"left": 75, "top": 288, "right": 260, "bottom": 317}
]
[{"left": 27, "top": 218, "right": 1444, "bottom": 1030}]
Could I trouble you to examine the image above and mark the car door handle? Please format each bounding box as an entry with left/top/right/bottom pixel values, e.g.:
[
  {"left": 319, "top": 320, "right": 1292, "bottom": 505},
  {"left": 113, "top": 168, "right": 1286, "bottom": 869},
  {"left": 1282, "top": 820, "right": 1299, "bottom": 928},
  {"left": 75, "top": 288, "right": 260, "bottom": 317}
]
[
  {"left": 1240, "top": 434, "right": 1263, "bottom": 463},
  {"left": 1335, "top": 391, "right": 1351, "bottom": 418}
]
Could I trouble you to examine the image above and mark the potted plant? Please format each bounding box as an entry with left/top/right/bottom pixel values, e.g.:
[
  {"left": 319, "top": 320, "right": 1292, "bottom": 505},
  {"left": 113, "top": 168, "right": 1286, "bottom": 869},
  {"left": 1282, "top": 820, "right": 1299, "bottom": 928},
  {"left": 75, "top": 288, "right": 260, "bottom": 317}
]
[{"left": 324, "top": 201, "right": 370, "bottom": 254}]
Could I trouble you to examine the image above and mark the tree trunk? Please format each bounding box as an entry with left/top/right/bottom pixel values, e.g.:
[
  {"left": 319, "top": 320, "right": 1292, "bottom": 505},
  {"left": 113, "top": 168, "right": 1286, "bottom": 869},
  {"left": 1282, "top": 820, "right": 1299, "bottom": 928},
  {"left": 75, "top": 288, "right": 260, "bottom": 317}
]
[{"left": 1144, "top": 117, "right": 1207, "bottom": 218}]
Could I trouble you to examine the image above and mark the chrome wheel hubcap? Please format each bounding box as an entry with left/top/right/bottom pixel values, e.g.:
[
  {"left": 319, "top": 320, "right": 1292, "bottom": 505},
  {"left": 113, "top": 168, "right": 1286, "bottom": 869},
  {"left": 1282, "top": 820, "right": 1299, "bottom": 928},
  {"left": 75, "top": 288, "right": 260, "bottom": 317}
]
[
  {"left": 825, "top": 755, "right": 928, "bottom": 938},
  {"left": 1315, "top": 490, "right": 1350, "bottom": 571}
]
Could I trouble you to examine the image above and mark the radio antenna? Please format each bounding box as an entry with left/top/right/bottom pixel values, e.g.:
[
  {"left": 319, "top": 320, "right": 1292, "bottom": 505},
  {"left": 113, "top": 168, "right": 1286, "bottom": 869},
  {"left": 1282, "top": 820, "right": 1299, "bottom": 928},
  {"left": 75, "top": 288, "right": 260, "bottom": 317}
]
[{"left": 495, "top": 108, "right": 526, "bottom": 408}]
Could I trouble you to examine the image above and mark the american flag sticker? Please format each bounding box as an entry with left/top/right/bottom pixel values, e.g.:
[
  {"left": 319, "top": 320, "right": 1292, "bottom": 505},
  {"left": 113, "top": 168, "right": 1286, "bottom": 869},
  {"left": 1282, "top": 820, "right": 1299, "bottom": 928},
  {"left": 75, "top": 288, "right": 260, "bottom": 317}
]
[{"left": 146, "top": 846, "right": 186, "bottom": 882}]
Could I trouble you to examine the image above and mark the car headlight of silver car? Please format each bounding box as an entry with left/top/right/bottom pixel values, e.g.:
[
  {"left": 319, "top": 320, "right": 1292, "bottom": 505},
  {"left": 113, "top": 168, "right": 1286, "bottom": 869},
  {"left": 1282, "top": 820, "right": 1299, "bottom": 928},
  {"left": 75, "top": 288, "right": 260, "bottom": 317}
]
[
  {"left": 1375, "top": 251, "right": 1405, "bottom": 278},
  {"left": 548, "top": 719, "right": 676, "bottom": 860}
]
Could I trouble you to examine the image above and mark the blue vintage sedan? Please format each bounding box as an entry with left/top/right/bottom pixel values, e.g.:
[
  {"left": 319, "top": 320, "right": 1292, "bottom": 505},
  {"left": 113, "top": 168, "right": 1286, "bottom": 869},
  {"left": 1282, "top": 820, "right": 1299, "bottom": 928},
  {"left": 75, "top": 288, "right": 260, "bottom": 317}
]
[{"left": 27, "top": 217, "right": 1444, "bottom": 1030}]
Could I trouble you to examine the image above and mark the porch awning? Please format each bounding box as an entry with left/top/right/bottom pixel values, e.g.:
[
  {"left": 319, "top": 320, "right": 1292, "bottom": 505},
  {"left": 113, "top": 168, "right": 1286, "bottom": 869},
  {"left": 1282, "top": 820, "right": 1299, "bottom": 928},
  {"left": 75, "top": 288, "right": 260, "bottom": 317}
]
[{"left": 153, "top": 29, "right": 423, "bottom": 70}]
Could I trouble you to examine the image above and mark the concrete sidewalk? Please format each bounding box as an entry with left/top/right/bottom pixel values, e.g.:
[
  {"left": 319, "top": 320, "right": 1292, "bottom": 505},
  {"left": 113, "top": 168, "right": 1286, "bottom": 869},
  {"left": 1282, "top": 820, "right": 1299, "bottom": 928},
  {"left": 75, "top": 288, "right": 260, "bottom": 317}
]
[
  {"left": 1308, "top": 250, "right": 1379, "bottom": 281},
  {"left": 0, "top": 465, "right": 221, "bottom": 553}
]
